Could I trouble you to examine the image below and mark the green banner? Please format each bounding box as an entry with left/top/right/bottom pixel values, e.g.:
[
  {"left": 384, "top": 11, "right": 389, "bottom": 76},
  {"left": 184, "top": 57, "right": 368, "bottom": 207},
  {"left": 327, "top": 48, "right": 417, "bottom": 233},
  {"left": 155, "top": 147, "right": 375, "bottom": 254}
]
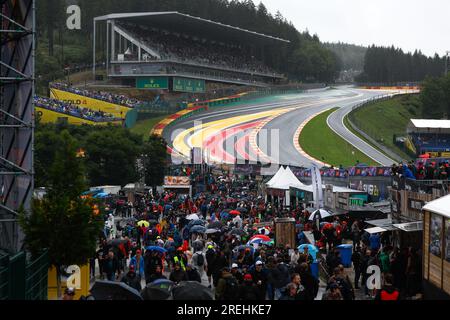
[
  {"left": 136, "top": 77, "right": 169, "bottom": 89},
  {"left": 173, "top": 77, "right": 205, "bottom": 93}
]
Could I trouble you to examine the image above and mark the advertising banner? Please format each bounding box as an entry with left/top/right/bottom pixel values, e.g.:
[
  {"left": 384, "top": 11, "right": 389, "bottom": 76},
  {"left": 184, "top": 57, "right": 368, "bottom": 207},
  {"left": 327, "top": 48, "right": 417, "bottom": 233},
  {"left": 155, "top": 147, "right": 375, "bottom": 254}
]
[
  {"left": 164, "top": 176, "right": 191, "bottom": 186},
  {"left": 173, "top": 77, "right": 205, "bottom": 93},
  {"left": 136, "top": 77, "right": 169, "bottom": 89}
]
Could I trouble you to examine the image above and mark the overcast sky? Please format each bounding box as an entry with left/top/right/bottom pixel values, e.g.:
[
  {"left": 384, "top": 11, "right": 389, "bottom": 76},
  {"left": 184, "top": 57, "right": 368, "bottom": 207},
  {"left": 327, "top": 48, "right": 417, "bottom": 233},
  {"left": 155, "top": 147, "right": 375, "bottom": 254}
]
[{"left": 258, "top": 0, "right": 450, "bottom": 57}]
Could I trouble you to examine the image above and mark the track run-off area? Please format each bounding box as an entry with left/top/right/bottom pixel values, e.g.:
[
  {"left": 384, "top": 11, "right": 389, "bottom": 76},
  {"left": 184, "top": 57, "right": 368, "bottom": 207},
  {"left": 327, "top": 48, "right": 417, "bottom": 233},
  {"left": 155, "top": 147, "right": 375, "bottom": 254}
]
[{"left": 165, "top": 86, "right": 413, "bottom": 167}]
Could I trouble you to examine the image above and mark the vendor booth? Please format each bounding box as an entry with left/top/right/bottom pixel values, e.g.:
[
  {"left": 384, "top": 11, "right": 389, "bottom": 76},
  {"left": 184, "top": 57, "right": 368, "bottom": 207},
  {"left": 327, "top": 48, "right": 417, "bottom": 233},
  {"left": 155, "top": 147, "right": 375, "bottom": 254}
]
[{"left": 422, "top": 195, "right": 450, "bottom": 299}]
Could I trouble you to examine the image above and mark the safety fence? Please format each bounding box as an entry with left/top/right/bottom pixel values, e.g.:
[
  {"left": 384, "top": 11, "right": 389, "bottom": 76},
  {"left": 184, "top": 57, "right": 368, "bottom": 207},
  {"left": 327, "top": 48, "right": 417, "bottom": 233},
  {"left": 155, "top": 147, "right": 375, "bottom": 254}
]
[{"left": 0, "top": 249, "right": 49, "bottom": 300}]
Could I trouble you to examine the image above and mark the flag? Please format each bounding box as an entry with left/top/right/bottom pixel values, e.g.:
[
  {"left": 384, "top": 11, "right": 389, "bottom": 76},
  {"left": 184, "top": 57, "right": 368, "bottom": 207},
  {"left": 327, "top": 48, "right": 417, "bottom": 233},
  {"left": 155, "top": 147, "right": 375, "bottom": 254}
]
[{"left": 311, "top": 165, "right": 324, "bottom": 208}]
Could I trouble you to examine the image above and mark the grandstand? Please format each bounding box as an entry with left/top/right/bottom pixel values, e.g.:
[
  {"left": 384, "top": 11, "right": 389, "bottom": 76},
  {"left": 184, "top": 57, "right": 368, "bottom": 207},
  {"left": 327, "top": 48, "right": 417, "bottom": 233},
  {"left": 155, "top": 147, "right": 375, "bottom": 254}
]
[
  {"left": 92, "top": 12, "right": 289, "bottom": 90},
  {"left": 407, "top": 119, "right": 450, "bottom": 157}
]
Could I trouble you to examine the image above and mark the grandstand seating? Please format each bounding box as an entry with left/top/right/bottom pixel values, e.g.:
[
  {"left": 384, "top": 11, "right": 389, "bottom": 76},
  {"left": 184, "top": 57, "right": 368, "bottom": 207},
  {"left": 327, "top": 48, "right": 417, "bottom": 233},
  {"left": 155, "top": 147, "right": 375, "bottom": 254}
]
[
  {"left": 117, "top": 22, "right": 277, "bottom": 76},
  {"left": 411, "top": 133, "right": 450, "bottom": 153},
  {"left": 34, "top": 96, "right": 121, "bottom": 122}
]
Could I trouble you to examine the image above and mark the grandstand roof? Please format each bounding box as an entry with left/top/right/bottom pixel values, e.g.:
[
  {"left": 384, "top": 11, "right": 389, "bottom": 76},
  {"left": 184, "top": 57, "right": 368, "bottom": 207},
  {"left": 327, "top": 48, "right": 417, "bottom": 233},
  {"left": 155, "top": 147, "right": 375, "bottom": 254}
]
[
  {"left": 410, "top": 119, "right": 450, "bottom": 129},
  {"left": 94, "top": 11, "right": 290, "bottom": 45}
]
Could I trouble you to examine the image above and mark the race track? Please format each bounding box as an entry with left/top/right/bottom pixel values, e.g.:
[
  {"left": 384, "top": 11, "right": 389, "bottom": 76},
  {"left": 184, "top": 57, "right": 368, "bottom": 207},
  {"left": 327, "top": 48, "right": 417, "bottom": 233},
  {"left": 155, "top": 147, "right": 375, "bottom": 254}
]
[{"left": 164, "top": 86, "right": 401, "bottom": 167}]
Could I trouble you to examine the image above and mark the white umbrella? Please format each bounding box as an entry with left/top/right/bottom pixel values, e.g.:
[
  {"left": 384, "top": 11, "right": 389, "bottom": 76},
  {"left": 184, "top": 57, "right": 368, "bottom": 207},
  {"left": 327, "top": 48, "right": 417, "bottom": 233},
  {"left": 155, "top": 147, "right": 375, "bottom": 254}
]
[
  {"left": 186, "top": 213, "right": 200, "bottom": 220},
  {"left": 308, "top": 209, "right": 332, "bottom": 221}
]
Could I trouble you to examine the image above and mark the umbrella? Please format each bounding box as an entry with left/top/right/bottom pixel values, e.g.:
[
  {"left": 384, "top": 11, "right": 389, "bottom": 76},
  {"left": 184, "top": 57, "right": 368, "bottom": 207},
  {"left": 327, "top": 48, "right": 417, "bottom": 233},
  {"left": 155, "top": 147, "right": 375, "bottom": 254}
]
[
  {"left": 205, "top": 228, "right": 221, "bottom": 234},
  {"left": 141, "top": 280, "right": 174, "bottom": 300},
  {"left": 208, "top": 221, "right": 222, "bottom": 229},
  {"left": 189, "top": 225, "right": 206, "bottom": 234},
  {"left": 186, "top": 213, "right": 199, "bottom": 220},
  {"left": 229, "top": 210, "right": 240, "bottom": 216},
  {"left": 188, "top": 219, "right": 205, "bottom": 229},
  {"left": 172, "top": 281, "right": 214, "bottom": 300},
  {"left": 91, "top": 280, "right": 143, "bottom": 300},
  {"left": 145, "top": 246, "right": 167, "bottom": 254},
  {"left": 220, "top": 211, "right": 230, "bottom": 220},
  {"left": 229, "top": 229, "right": 245, "bottom": 236},
  {"left": 247, "top": 237, "right": 265, "bottom": 245},
  {"left": 308, "top": 209, "right": 332, "bottom": 221},
  {"left": 258, "top": 227, "right": 270, "bottom": 236},
  {"left": 250, "top": 234, "right": 271, "bottom": 242},
  {"left": 137, "top": 220, "right": 150, "bottom": 228},
  {"left": 298, "top": 244, "right": 319, "bottom": 260},
  {"left": 236, "top": 207, "right": 248, "bottom": 213},
  {"left": 93, "top": 192, "right": 109, "bottom": 198},
  {"left": 164, "top": 240, "right": 175, "bottom": 249}
]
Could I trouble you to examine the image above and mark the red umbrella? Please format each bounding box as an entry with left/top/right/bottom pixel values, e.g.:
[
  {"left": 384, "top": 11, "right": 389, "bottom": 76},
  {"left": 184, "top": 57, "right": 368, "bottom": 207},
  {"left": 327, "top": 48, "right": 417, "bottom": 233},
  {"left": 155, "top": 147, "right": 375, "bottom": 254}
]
[
  {"left": 229, "top": 210, "right": 240, "bottom": 216},
  {"left": 250, "top": 234, "right": 271, "bottom": 242},
  {"left": 419, "top": 153, "right": 430, "bottom": 159}
]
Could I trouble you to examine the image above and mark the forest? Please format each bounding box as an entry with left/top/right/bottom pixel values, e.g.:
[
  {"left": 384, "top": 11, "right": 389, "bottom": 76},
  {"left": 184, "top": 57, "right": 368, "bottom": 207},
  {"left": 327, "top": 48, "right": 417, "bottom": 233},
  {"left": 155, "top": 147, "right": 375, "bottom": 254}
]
[{"left": 356, "top": 45, "right": 445, "bottom": 84}]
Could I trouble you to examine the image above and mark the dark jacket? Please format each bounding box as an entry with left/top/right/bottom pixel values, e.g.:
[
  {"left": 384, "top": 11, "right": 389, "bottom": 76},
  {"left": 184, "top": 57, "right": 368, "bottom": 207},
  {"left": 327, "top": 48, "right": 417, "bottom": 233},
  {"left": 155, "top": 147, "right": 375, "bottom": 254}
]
[
  {"left": 103, "top": 256, "right": 119, "bottom": 276},
  {"left": 147, "top": 272, "right": 167, "bottom": 284},
  {"left": 238, "top": 282, "right": 258, "bottom": 300},
  {"left": 186, "top": 268, "right": 202, "bottom": 283},
  {"left": 299, "top": 270, "right": 319, "bottom": 300},
  {"left": 169, "top": 269, "right": 188, "bottom": 284},
  {"left": 121, "top": 272, "right": 142, "bottom": 291}
]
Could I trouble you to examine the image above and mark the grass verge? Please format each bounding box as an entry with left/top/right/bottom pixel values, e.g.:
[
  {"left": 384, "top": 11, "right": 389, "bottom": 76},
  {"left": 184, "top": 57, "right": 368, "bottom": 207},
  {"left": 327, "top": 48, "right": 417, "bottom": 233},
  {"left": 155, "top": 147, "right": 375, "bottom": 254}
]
[
  {"left": 130, "top": 116, "right": 167, "bottom": 140},
  {"left": 348, "top": 94, "right": 420, "bottom": 161},
  {"left": 299, "top": 108, "right": 379, "bottom": 167}
]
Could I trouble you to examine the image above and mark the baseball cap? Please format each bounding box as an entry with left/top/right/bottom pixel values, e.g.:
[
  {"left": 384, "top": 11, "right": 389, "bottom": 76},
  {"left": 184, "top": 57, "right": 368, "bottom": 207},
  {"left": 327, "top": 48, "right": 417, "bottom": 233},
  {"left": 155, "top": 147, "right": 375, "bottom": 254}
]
[
  {"left": 207, "top": 245, "right": 214, "bottom": 249},
  {"left": 231, "top": 263, "right": 238, "bottom": 269},
  {"left": 244, "top": 274, "right": 253, "bottom": 281},
  {"left": 255, "top": 260, "right": 263, "bottom": 266}
]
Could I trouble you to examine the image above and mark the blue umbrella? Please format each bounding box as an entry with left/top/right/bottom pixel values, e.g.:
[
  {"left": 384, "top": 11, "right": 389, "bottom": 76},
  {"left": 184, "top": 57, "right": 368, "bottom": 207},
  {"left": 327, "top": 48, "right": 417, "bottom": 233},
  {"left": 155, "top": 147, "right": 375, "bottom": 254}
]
[
  {"left": 220, "top": 211, "right": 230, "bottom": 220},
  {"left": 150, "top": 279, "right": 174, "bottom": 287},
  {"left": 93, "top": 192, "right": 109, "bottom": 198},
  {"left": 297, "top": 244, "right": 319, "bottom": 260},
  {"left": 145, "top": 246, "right": 167, "bottom": 254},
  {"left": 189, "top": 225, "right": 206, "bottom": 234}
]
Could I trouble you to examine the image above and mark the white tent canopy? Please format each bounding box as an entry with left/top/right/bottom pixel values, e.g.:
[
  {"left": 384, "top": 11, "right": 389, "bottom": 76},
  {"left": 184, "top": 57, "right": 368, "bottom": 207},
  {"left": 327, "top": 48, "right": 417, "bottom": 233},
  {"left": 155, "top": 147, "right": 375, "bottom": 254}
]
[
  {"left": 266, "top": 166, "right": 285, "bottom": 188},
  {"left": 423, "top": 194, "right": 450, "bottom": 218},
  {"left": 365, "top": 227, "right": 388, "bottom": 234},
  {"left": 266, "top": 166, "right": 305, "bottom": 190}
]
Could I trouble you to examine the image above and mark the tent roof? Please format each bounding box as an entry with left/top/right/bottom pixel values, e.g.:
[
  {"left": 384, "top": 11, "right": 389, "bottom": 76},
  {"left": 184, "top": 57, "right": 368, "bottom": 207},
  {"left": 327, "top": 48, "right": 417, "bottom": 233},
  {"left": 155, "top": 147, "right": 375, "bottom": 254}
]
[
  {"left": 423, "top": 194, "right": 450, "bottom": 218},
  {"left": 267, "top": 166, "right": 304, "bottom": 190},
  {"left": 410, "top": 119, "right": 450, "bottom": 129},
  {"left": 266, "top": 166, "right": 285, "bottom": 188}
]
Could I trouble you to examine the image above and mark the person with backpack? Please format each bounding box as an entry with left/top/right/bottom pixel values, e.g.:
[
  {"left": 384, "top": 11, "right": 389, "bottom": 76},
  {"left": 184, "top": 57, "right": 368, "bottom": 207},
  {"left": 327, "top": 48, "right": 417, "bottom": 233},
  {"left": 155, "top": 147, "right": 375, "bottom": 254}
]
[
  {"left": 192, "top": 250, "right": 207, "bottom": 280},
  {"left": 327, "top": 267, "right": 353, "bottom": 300},
  {"left": 375, "top": 273, "right": 401, "bottom": 300},
  {"left": 215, "top": 267, "right": 239, "bottom": 300}
]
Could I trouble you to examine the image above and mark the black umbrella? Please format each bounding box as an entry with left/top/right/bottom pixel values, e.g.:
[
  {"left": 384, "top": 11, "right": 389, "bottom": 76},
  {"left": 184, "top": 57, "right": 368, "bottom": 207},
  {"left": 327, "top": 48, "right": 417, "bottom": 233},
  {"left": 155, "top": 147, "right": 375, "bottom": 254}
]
[
  {"left": 236, "top": 207, "right": 248, "bottom": 213},
  {"left": 141, "top": 279, "right": 174, "bottom": 300},
  {"left": 208, "top": 221, "right": 222, "bottom": 229},
  {"left": 172, "top": 281, "right": 214, "bottom": 300},
  {"left": 91, "top": 280, "right": 143, "bottom": 300},
  {"left": 229, "top": 229, "right": 245, "bottom": 236},
  {"left": 188, "top": 219, "right": 205, "bottom": 229}
]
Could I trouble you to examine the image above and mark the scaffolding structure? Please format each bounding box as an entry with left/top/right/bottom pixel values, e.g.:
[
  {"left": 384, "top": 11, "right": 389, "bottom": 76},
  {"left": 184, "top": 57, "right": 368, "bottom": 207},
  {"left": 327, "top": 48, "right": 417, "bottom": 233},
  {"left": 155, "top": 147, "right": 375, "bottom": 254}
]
[{"left": 0, "top": 0, "right": 34, "bottom": 253}]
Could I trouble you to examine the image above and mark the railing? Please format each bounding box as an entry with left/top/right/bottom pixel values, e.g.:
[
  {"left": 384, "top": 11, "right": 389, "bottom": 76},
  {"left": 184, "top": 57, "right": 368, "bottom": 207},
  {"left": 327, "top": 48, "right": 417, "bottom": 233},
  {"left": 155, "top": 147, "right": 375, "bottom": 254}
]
[{"left": 0, "top": 250, "right": 49, "bottom": 300}]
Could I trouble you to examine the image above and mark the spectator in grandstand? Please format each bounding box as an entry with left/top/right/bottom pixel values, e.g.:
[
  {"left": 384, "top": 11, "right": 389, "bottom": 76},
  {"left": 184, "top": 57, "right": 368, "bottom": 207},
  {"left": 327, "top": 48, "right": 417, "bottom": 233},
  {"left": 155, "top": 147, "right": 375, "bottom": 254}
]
[
  {"left": 34, "top": 96, "right": 121, "bottom": 122},
  {"left": 51, "top": 83, "right": 142, "bottom": 108}
]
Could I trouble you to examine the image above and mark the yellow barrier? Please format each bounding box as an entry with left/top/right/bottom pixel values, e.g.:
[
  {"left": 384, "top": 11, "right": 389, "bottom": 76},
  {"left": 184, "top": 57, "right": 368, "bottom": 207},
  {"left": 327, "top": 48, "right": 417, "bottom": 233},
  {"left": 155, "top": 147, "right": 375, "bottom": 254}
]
[
  {"left": 50, "top": 88, "right": 131, "bottom": 119},
  {"left": 48, "top": 264, "right": 90, "bottom": 300},
  {"left": 36, "top": 106, "right": 122, "bottom": 126}
]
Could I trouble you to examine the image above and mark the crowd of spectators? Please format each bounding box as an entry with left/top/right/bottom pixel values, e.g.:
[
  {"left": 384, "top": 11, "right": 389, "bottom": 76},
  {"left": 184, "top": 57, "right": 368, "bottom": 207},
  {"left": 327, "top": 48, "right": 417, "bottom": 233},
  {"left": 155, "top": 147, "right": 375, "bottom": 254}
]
[
  {"left": 51, "top": 82, "right": 143, "bottom": 108},
  {"left": 391, "top": 160, "right": 450, "bottom": 180},
  {"left": 34, "top": 96, "right": 121, "bottom": 122},
  {"left": 119, "top": 23, "right": 278, "bottom": 76}
]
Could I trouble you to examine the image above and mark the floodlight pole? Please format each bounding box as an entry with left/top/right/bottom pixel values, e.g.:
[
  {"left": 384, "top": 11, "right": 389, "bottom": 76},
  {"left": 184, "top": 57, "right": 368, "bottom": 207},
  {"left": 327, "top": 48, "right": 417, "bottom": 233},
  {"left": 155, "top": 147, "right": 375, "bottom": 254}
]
[{"left": 446, "top": 51, "right": 450, "bottom": 76}]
